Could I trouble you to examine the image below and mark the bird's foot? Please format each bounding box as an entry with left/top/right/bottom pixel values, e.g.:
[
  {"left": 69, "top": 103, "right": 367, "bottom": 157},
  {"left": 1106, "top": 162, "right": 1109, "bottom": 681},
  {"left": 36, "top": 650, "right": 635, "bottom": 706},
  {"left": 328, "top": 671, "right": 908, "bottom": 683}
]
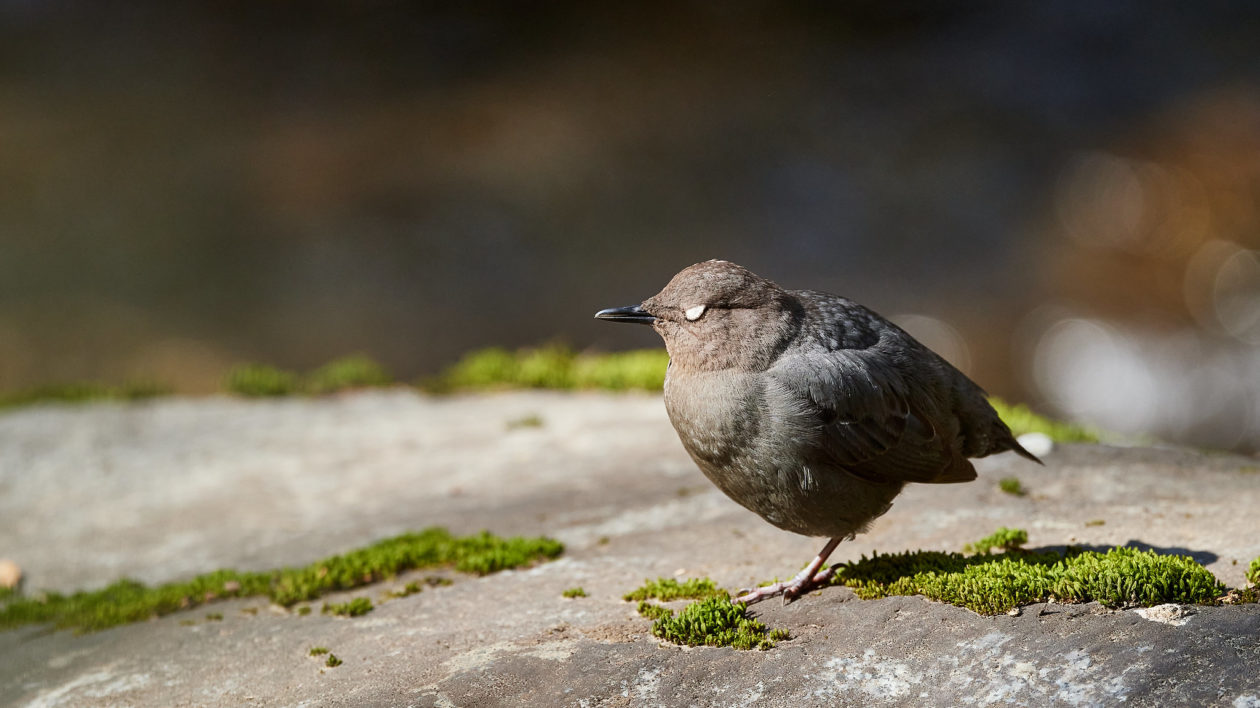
[{"left": 735, "top": 565, "right": 837, "bottom": 606}]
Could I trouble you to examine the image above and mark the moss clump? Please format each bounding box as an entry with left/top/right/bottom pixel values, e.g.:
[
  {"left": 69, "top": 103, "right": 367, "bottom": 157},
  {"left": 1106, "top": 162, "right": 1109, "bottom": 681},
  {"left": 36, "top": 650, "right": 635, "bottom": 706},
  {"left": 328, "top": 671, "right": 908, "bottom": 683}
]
[
  {"left": 506, "top": 414, "right": 544, "bottom": 430},
  {"left": 0, "top": 528, "right": 562, "bottom": 633},
  {"left": 389, "top": 582, "right": 422, "bottom": 599},
  {"left": 628, "top": 578, "right": 789, "bottom": 650},
  {"left": 989, "top": 398, "right": 1099, "bottom": 443},
  {"left": 0, "top": 381, "right": 170, "bottom": 410},
  {"left": 305, "top": 355, "right": 392, "bottom": 394},
  {"left": 834, "top": 531, "right": 1228, "bottom": 615},
  {"left": 309, "top": 646, "right": 329, "bottom": 656},
  {"left": 998, "top": 477, "right": 1025, "bottom": 496},
  {"left": 636, "top": 600, "right": 674, "bottom": 621},
  {"left": 649, "top": 597, "right": 788, "bottom": 650},
  {"left": 963, "top": 527, "right": 1029, "bottom": 555},
  {"left": 224, "top": 364, "right": 301, "bottom": 397},
  {"left": 322, "top": 597, "right": 373, "bottom": 617},
  {"left": 623, "top": 577, "right": 728, "bottom": 602},
  {"left": 325, "top": 653, "right": 342, "bottom": 668},
  {"left": 562, "top": 587, "right": 587, "bottom": 598},
  {"left": 224, "top": 355, "right": 393, "bottom": 397},
  {"left": 1248, "top": 557, "right": 1260, "bottom": 586},
  {"left": 425, "top": 345, "right": 668, "bottom": 393}
]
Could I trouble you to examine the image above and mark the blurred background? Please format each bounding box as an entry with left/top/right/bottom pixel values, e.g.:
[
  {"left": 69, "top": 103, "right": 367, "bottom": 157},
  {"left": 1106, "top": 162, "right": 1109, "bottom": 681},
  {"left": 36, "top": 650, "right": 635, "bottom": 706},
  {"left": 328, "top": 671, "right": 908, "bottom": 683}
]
[{"left": 1, "top": 1, "right": 1259, "bottom": 452}]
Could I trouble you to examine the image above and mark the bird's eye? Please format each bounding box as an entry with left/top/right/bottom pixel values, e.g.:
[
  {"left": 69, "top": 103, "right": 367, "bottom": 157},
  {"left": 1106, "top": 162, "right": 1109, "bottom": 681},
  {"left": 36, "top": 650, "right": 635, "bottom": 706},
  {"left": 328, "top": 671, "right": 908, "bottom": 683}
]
[{"left": 684, "top": 305, "right": 706, "bottom": 321}]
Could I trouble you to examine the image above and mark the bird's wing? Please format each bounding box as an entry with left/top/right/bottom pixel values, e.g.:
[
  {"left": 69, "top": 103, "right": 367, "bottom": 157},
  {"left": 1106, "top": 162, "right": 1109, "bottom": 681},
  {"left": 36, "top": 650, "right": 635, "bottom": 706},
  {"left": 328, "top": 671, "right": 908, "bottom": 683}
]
[{"left": 770, "top": 345, "right": 975, "bottom": 484}]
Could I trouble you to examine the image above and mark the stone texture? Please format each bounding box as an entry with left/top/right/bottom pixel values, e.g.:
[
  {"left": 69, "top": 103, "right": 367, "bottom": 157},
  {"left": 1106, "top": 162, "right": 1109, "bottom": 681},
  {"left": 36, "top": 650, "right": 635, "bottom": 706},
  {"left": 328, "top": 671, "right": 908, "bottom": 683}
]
[{"left": 1, "top": 390, "right": 1258, "bottom": 707}]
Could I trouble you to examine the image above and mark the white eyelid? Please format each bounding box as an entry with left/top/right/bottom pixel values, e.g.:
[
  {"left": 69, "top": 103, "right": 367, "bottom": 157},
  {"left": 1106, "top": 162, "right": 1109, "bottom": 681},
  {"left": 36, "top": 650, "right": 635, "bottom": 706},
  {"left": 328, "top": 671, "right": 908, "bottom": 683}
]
[{"left": 684, "top": 304, "right": 706, "bottom": 321}]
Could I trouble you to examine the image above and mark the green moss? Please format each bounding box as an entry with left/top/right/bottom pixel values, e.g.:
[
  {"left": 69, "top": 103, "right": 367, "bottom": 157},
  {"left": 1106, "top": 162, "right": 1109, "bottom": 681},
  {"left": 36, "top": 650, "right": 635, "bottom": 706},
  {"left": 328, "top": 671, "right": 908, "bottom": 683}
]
[
  {"left": 224, "top": 364, "right": 301, "bottom": 397},
  {"left": 963, "top": 527, "right": 1029, "bottom": 555},
  {"left": 305, "top": 355, "right": 392, "bottom": 394},
  {"left": 425, "top": 345, "right": 668, "bottom": 393},
  {"left": 0, "top": 528, "right": 562, "bottom": 633},
  {"left": 205, "top": 612, "right": 223, "bottom": 621},
  {"left": 989, "top": 397, "right": 1099, "bottom": 443},
  {"left": 322, "top": 597, "right": 373, "bottom": 617},
  {"left": 389, "top": 582, "right": 422, "bottom": 599},
  {"left": 0, "top": 381, "right": 170, "bottom": 410},
  {"left": 309, "top": 646, "right": 329, "bottom": 656},
  {"left": 296, "top": 605, "right": 312, "bottom": 616},
  {"left": 650, "top": 597, "right": 788, "bottom": 650},
  {"left": 1085, "top": 519, "right": 1106, "bottom": 527},
  {"left": 636, "top": 600, "right": 674, "bottom": 621},
  {"left": 623, "top": 577, "right": 727, "bottom": 602},
  {"left": 998, "top": 477, "right": 1025, "bottom": 496},
  {"left": 1248, "top": 557, "right": 1260, "bottom": 586},
  {"left": 834, "top": 530, "right": 1229, "bottom": 615},
  {"left": 570, "top": 349, "right": 670, "bottom": 391},
  {"left": 562, "top": 587, "right": 587, "bottom": 598},
  {"left": 506, "top": 414, "right": 544, "bottom": 430},
  {"left": 325, "top": 653, "right": 342, "bottom": 668}
]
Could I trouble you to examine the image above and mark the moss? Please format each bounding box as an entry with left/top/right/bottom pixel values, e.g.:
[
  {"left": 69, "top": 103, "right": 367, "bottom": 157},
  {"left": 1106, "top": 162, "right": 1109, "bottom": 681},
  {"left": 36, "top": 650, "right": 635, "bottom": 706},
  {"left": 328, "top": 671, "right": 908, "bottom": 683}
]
[
  {"left": 423, "top": 576, "right": 453, "bottom": 587},
  {"left": 425, "top": 345, "right": 668, "bottom": 393},
  {"left": 834, "top": 530, "right": 1229, "bottom": 615},
  {"left": 0, "top": 381, "right": 170, "bottom": 410},
  {"left": 989, "top": 397, "right": 1099, "bottom": 443},
  {"left": 296, "top": 605, "right": 312, "bottom": 616},
  {"left": 389, "top": 582, "right": 422, "bottom": 599},
  {"left": 623, "top": 577, "right": 728, "bottom": 602},
  {"left": 998, "top": 477, "right": 1025, "bottom": 496},
  {"left": 205, "top": 612, "right": 223, "bottom": 621},
  {"left": 562, "top": 587, "right": 587, "bottom": 598},
  {"left": 1085, "top": 519, "right": 1106, "bottom": 527},
  {"left": 325, "top": 653, "right": 342, "bottom": 668},
  {"left": 650, "top": 597, "right": 788, "bottom": 650},
  {"left": 309, "top": 646, "right": 329, "bottom": 656},
  {"left": 224, "top": 364, "right": 301, "bottom": 397},
  {"left": 0, "top": 528, "right": 562, "bottom": 633},
  {"left": 627, "top": 577, "right": 789, "bottom": 650},
  {"left": 636, "top": 600, "right": 674, "bottom": 621},
  {"left": 322, "top": 597, "right": 373, "bottom": 617},
  {"left": 305, "top": 355, "right": 392, "bottom": 394},
  {"left": 963, "top": 527, "right": 1029, "bottom": 555},
  {"left": 506, "top": 414, "right": 544, "bottom": 430},
  {"left": 1248, "top": 557, "right": 1260, "bottom": 586}
]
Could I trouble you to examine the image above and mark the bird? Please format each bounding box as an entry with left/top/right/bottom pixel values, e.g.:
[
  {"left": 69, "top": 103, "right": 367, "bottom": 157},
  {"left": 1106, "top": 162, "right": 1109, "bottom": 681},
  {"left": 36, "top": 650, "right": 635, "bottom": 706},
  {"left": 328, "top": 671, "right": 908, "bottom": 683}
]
[{"left": 595, "top": 260, "right": 1040, "bottom": 605}]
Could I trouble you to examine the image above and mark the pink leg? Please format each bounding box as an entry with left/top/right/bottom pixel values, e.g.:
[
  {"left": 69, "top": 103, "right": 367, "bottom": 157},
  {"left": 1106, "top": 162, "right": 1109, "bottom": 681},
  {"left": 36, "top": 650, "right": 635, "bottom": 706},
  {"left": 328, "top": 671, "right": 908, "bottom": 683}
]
[{"left": 735, "top": 537, "right": 842, "bottom": 606}]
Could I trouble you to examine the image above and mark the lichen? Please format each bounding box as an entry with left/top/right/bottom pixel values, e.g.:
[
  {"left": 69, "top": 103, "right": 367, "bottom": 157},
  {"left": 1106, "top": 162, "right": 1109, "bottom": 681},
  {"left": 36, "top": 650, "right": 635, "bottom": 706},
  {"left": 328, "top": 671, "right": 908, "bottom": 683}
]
[{"left": 0, "top": 528, "right": 562, "bottom": 633}]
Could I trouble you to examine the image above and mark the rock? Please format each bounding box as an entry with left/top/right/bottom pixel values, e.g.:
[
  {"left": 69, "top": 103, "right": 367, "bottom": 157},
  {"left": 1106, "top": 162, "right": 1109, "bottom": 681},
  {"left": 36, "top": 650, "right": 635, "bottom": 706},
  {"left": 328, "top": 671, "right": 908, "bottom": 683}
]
[{"left": 1, "top": 391, "right": 1258, "bottom": 706}]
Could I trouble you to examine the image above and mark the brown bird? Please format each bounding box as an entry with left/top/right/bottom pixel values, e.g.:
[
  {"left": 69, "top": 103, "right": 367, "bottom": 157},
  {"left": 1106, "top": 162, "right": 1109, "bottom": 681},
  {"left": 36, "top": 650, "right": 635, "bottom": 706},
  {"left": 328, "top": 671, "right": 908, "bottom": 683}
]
[{"left": 596, "top": 260, "right": 1040, "bottom": 604}]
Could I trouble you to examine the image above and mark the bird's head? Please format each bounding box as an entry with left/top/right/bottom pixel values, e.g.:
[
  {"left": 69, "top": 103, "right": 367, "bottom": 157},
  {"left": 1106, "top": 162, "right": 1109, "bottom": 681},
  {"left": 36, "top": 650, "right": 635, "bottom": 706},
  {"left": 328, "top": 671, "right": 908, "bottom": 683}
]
[{"left": 595, "top": 260, "right": 802, "bottom": 371}]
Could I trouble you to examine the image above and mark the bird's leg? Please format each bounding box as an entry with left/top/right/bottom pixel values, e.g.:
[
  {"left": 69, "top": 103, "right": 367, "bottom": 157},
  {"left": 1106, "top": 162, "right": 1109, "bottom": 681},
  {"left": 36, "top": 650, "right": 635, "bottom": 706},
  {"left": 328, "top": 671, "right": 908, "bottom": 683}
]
[{"left": 735, "top": 537, "right": 842, "bottom": 606}]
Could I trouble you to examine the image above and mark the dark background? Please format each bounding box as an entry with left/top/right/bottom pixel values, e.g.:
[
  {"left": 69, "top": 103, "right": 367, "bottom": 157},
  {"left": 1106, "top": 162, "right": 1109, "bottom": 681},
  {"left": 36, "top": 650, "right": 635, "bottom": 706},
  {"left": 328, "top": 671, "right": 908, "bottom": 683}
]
[{"left": 2, "top": 1, "right": 1259, "bottom": 450}]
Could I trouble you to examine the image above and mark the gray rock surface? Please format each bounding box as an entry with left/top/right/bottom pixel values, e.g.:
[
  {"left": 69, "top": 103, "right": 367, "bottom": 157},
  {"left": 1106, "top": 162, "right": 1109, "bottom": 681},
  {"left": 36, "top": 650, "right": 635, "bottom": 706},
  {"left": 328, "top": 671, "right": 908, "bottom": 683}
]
[{"left": 1, "top": 390, "right": 1258, "bottom": 707}]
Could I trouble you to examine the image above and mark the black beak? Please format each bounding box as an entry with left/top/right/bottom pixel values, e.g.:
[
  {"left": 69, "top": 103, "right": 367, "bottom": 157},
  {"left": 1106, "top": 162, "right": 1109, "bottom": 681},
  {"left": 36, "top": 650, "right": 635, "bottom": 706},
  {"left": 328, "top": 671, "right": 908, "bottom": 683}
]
[{"left": 594, "top": 304, "right": 656, "bottom": 325}]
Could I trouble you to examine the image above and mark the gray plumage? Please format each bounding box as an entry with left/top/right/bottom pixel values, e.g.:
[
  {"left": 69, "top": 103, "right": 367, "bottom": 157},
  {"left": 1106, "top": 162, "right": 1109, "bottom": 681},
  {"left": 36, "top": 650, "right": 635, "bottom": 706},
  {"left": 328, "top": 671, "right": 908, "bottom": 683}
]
[{"left": 596, "top": 259, "right": 1039, "bottom": 603}]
